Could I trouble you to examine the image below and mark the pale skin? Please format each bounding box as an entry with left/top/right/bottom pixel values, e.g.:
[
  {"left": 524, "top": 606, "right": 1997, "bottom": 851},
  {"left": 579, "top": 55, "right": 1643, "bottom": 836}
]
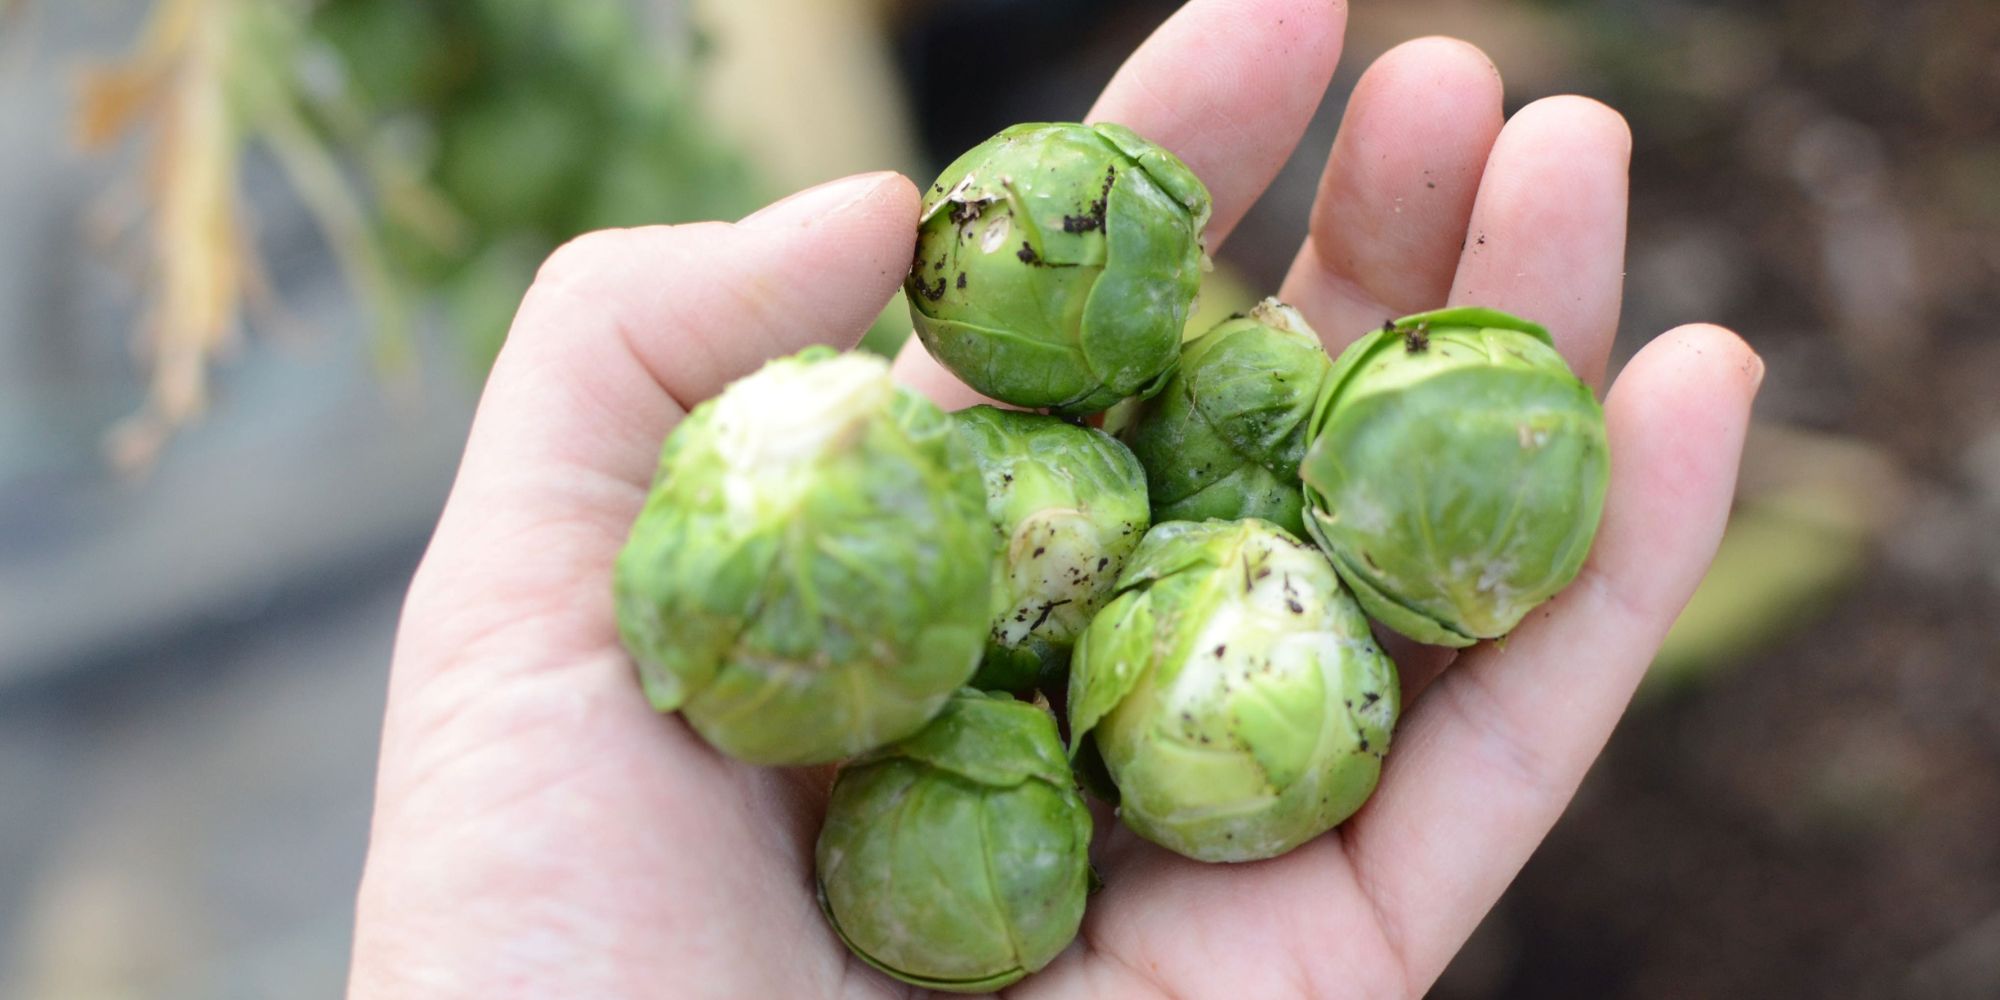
[{"left": 348, "top": 1, "right": 1764, "bottom": 996}]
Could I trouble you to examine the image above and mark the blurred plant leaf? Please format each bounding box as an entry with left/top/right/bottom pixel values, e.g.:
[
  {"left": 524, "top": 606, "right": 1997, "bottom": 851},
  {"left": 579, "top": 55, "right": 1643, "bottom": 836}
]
[
  {"left": 1181, "top": 263, "right": 1257, "bottom": 342},
  {"left": 856, "top": 290, "right": 913, "bottom": 359},
  {"left": 233, "top": 1, "right": 411, "bottom": 372},
  {"left": 1646, "top": 424, "right": 1908, "bottom": 697}
]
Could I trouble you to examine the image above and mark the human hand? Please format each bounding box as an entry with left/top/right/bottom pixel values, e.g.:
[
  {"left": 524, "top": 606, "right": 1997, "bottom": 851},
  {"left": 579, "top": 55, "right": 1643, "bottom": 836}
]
[{"left": 348, "top": 2, "right": 1762, "bottom": 996}]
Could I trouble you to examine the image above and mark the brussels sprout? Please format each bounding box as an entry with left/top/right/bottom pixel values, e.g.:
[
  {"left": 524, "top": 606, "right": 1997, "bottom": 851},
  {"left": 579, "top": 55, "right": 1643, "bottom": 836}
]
[
  {"left": 1069, "top": 519, "right": 1399, "bottom": 862},
  {"left": 614, "top": 348, "right": 995, "bottom": 765},
  {"left": 817, "top": 689, "right": 1092, "bottom": 993},
  {"left": 952, "top": 405, "right": 1150, "bottom": 692},
  {"left": 1123, "top": 298, "right": 1332, "bottom": 537},
  {"left": 907, "top": 122, "right": 1212, "bottom": 416},
  {"left": 1299, "top": 307, "right": 1609, "bottom": 647}
]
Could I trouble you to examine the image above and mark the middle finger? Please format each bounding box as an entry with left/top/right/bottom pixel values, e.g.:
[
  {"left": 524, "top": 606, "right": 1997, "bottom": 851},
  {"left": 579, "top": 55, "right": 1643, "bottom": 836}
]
[{"left": 1278, "top": 35, "right": 1507, "bottom": 350}]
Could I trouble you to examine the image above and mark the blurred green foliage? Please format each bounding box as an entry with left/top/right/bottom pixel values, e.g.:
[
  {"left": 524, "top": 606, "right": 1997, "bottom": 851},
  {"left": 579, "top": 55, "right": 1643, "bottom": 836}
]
[{"left": 308, "top": 0, "right": 762, "bottom": 365}]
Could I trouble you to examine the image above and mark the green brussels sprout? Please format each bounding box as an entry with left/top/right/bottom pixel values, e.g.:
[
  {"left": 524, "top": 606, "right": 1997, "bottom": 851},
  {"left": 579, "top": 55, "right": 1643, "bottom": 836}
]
[
  {"left": 817, "top": 689, "right": 1092, "bottom": 993},
  {"left": 1123, "top": 298, "right": 1333, "bottom": 538},
  {"left": 951, "top": 405, "right": 1151, "bottom": 692},
  {"left": 614, "top": 347, "right": 995, "bottom": 765},
  {"left": 907, "top": 122, "right": 1212, "bottom": 416},
  {"left": 1299, "top": 307, "right": 1610, "bottom": 647},
  {"left": 1069, "top": 519, "right": 1399, "bottom": 862}
]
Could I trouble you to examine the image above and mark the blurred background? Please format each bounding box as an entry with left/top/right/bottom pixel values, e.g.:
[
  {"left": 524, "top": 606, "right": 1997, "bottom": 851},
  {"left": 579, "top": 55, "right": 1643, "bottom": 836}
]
[{"left": 0, "top": 0, "right": 1994, "bottom": 996}]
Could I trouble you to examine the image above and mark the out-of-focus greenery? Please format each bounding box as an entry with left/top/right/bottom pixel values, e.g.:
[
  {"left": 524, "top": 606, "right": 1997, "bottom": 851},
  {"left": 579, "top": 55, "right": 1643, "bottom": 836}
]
[
  {"left": 307, "top": 0, "right": 762, "bottom": 366},
  {"left": 78, "top": 0, "right": 925, "bottom": 458},
  {"left": 1647, "top": 504, "right": 1864, "bottom": 693},
  {"left": 859, "top": 292, "right": 916, "bottom": 358},
  {"left": 70, "top": 0, "right": 787, "bottom": 463},
  {"left": 1646, "top": 426, "right": 1906, "bottom": 697}
]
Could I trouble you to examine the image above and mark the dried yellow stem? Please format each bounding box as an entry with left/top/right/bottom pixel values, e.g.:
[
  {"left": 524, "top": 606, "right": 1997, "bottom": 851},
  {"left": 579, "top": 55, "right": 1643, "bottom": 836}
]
[
  {"left": 81, "top": 0, "right": 415, "bottom": 470},
  {"left": 85, "top": 0, "right": 249, "bottom": 470}
]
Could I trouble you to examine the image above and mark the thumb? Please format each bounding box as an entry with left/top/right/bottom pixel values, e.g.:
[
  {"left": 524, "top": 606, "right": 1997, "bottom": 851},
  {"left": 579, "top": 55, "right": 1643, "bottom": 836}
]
[
  {"left": 466, "top": 171, "right": 921, "bottom": 493},
  {"left": 395, "top": 172, "right": 919, "bottom": 690}
]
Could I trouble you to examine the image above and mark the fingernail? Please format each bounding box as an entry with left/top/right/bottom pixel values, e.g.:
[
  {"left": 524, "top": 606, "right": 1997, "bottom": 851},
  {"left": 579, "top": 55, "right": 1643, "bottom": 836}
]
[{"left": 739, "top": 172, "right": 899, "bottom": 230}]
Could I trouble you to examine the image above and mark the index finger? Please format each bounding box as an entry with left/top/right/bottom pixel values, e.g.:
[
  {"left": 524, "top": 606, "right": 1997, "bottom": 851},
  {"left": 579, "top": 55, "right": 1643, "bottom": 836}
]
[{"left": 892, "top": 0, "right": 1348, "bottom": 407}]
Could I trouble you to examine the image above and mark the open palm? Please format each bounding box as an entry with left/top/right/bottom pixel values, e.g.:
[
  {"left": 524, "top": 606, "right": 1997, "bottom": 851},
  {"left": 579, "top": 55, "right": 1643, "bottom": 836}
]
[{"left": 349, "top": 2, "right": 1761, "bottom": 996}]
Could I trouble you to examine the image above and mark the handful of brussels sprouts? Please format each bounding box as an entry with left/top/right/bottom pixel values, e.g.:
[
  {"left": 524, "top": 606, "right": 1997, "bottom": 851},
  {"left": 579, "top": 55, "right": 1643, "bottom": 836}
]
[{"left": 613, "top": 122, "right": 1608, "bottom": 991}]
